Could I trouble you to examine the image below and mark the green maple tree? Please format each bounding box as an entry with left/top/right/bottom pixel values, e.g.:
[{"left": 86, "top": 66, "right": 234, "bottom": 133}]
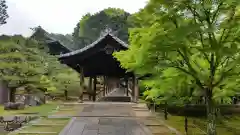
[{"left": 114, "top": 0, "right": 240, "bottom": 135}]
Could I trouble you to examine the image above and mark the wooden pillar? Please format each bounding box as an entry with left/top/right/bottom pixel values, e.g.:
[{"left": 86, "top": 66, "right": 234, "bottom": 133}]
[
  {"left": 106, "top": 79, "right": 108, "bottom": 95},
  {"left": 105, "top": 77, "right": 108, "bottom": 95},
  {"left": 135, "top": 78, "right": 139, "bottom": 103},
  {"left": 88, "top": 77, "right": 93, "bottom": 100},
  {"left": 124, "top": 77, "right": 128, "bottom": 96},
  {"left": 107, "top": 78, "right": 110, "bottom": 93},
  {"left": 126, "top": 79, "right": 129, "bottom": 96},
  {"left": 79, "top": 67, "right": 84, "bottom": 103},
  {"left": 132, "top": 75, "right": 136, "bottom": 102},
  {"left": 93, "top": 76, "right": 97, "bottom": 102},
  {"left": 103, "top": 76, "right": 106, "bottom": 96}
]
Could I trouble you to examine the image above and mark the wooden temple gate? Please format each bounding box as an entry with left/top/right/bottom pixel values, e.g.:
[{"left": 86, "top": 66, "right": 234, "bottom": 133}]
[{"left": 59, "top": 32, "right": 139, "bottom": 103}]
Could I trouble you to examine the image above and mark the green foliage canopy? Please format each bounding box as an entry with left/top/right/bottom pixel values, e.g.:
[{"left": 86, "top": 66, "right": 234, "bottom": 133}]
[
  {"left": 0, "top": 35, "right": 80, "bottom": 98},
  {"left": 114, "top": 0, "right": 240, "bottom": 135},
  {"left": 72, "top": 8, "right": 131, "bottom": 49}
]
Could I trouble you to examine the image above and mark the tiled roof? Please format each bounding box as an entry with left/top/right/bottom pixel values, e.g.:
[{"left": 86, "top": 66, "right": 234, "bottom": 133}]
[{"left": 59, "top": 32, "right": 128, "bottom": 58}]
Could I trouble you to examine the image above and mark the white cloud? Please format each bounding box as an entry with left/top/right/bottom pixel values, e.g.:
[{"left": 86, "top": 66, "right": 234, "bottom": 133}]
[{"left": 0, "top": 0, "right": 147, "bottom": 37}]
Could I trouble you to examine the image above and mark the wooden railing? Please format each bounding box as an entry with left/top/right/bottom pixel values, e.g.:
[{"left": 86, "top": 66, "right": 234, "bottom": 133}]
[
  {"left": 96, "top": 89, "right": 105, "bottom": 101},
  {"left": 128, "top": 88, "right": 133, "bottom": 101},
  {"left": 128, "top": 88, "right": 132, "bottom": 96}
]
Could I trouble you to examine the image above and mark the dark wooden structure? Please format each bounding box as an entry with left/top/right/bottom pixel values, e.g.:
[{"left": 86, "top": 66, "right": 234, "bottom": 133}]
[
  {"left": 31, "top": 26, "right": 72, "bottom": 55},
  {"left": 59, "top": 32, "right": 139, "bottom": 102},
  {"left": 46, "top": 40, "right": 71, "bottom": 55}
]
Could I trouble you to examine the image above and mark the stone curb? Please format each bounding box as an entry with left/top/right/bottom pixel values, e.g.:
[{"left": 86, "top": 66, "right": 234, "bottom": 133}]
[
  {"left": 132, "top": 103, "right": 182, "bottom": 135},
  {"left": 136, "top": 119, "right": 154, "bottom": 135},
  {"left": 58, "top": 117, "right": 77, "bottom": 135}
]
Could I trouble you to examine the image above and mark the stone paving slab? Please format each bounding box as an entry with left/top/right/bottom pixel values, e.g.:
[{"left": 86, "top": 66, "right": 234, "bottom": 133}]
[
  {"left": 79, "top": 104, "right": 135, "bottom": 117},
  {"left": 59, "top": 102, "right": 153, "bottom": 135},
  {"left": 61, "top": 117, "right": 151, "bottom": 135}
]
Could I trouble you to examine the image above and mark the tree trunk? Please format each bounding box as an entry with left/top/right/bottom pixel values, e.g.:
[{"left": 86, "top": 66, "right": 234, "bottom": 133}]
[
  {"left": 9, "top": 88, "right": 16, "bottom": 103},
  {"left": 164, "top": 101, "right": 168, "bottom": 120},
  {"left": 184, "top": 104, "right": 188, "bottom": 134},
  {"left": 206, "top": 89, "right": 216, "bottom": 135},
  {"left": 64, "top": 90, "right": 68, "bottom": 100},
  {"left": 43, "top": 94, "right": 46, "bottom": 104}
]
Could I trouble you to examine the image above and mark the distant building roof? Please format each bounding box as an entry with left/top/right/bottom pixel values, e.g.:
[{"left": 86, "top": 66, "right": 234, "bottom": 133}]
[
  {"left": 30, "top": 27, "right": 72, "bottom": 55},
  {"left": 44, "top": 32, "right": 73, "bottom": 52}
]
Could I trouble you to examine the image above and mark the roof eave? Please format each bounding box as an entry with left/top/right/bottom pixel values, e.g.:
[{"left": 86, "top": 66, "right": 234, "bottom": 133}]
[{"left": 59, "top": 33, "right": 128, "bottom": 59}]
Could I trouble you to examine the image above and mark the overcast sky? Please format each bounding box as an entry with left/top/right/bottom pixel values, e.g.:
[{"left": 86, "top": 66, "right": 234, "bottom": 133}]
[{"left": 0, "top": 0, "right": 147, "bottom": 37}]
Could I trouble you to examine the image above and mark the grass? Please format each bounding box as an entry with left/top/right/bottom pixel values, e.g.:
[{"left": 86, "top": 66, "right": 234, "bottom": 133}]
[
  {"left": 138, "top": 99, "right": 146, "bottom": 103},
  {"left": 53, "top": 110, "right": 77, "bottom": 115},
  {"left": 0, "top": 102, "right": 58, "bottom": 116},
  {"left": 156, "top": 112, "right": 240, "bottom": 135},
  {"left": 36, "top": 118, "right": 69, "bottom": 125},
  {"left": 20, "top": 125, "right": 64, "bottom": 132},
  {"left": 11, "top": 118, "right": 70, "bottom": 135},
  {"left": 8, "top": 103, "right": 81, "bottom": 135}
]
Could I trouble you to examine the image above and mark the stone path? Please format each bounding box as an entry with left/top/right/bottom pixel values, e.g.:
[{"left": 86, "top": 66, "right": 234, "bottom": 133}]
[
  {"left": 59, "top": 102, "right": 153, "bottom": 135},
  {"left": 98, "top": 88, "right": 131, "bottom": 102},
  {"left": 106, "top": 88, "right": 126, "bottom": 97},
  {"left": 59, "top": 88, "right": 178, "bottom": 135}
]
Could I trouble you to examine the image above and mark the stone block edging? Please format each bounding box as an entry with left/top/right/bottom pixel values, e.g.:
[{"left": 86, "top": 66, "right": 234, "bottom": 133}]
[
  {"left": 58, "top": 117, "right": 77, "bottom": 135},
  {"left": 7, "top": 105, "right": 60, "bottom": 135}
]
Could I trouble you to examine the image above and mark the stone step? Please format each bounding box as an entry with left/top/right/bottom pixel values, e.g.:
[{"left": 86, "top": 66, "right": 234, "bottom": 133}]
[
  {"left": 18, "top": 132, "right": 57, "bottom": 134},
  {"left": 99, "top": 96, "right": 131, "bottom": 102}
]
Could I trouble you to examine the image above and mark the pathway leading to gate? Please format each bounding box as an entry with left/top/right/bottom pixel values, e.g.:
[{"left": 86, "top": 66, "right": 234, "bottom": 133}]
[
  {"left": 59, "top": 102, "right": 153, "bottom": 135},
  {"left": 106, "top": 88, "right": 126, "bottom": 97},
  {"left": 59, "top": 88, "right": 178, "bottom": 135}
]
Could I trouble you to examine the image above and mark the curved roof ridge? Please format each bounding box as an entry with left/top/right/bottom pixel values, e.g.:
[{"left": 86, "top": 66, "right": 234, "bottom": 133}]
[{"left": 59, "top": 32, "right": 128, "bottom": 58}]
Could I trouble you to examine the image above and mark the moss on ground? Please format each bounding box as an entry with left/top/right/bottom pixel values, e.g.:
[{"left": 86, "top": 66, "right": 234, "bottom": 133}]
[{"left": 156, "top": 112, "right": 240, "bottom": 135}]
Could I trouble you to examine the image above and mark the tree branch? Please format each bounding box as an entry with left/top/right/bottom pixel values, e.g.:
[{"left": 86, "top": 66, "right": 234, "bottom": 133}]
[
  {"left": 211, "top": 2, "right": 223, "bottom": 23},
  {"left": 220, "top": 6, "right": 236, "bottom": 44},
  {"left": 173, "top": 66, "right": 204, "bottom": 90},
  {"left": 186, "top": 3, "right": 211, "bottom": 63},
  {"left": 213, "top": 68, "right": 233, "bottom": 87}
]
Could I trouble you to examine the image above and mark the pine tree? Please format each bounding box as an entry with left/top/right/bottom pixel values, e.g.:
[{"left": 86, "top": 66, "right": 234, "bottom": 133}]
[{"left": 0, "top": 0, "right": 8, "bottom": 25}]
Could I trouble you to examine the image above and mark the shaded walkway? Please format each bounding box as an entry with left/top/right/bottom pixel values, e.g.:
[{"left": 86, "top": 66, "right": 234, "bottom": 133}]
[
  {"left": 98, "top": 88, "right": 131, "bottom": 102},
  {"left": 59, "top": 102, "right": 152, "bottom": 135},
  {"left": 106, "top": 88, "right": 126, "bottom": 97}
]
